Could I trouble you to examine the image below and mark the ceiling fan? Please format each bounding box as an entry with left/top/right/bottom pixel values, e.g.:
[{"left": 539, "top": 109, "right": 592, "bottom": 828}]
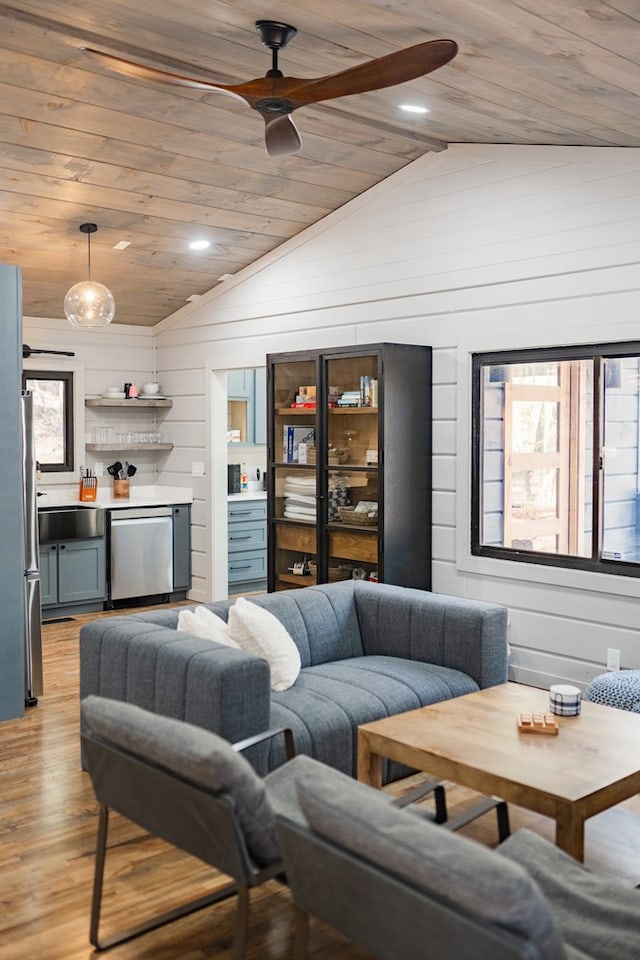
[{"left": 84, "top": 21, "right": 457, "bottom": 157}]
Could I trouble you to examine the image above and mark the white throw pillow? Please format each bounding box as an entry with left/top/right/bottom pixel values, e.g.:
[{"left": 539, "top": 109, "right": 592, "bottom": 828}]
[
  {"left": 177, "top": 607, "right": 239, "bottom": 648},
  {"left": 228, "top": 597, "right": 301, "bottom": 691}
]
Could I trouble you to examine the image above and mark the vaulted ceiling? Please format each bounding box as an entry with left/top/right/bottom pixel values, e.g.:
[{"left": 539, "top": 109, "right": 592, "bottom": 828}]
[{"left": 0, "top": 1, "right": 638, "bottom": 326}]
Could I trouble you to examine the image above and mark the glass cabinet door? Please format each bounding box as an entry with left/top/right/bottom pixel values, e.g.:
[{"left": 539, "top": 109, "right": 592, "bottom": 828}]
[
  {"left": 271, "top": 358, "right": 319, "bottom": 589},
  {"left": 324, "top": 353, "right": 380, "bottom": 583}
]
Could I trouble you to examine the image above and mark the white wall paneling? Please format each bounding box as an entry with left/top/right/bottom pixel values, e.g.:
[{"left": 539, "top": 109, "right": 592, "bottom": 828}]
[{"left": 153, "top": 144, "right": 640, "bottom": 683}]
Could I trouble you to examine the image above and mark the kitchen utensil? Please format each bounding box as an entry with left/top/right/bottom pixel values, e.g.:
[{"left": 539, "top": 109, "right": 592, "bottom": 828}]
[
  {"left": 126, "top": 463, "right": 137, "bottom": 478},
  {"left": 107, "top": 461, "right": 122, "bottom": 478}
]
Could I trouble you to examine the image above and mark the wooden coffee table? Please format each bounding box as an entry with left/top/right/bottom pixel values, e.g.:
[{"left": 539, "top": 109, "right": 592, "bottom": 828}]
[{"left": 357, "top": 682, "right": 640, "bottom": 861}]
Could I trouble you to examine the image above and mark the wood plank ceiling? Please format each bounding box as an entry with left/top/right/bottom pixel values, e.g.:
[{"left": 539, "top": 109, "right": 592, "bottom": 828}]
[{"left": 0, "top": 0, "right": 638, "bottom": 326}]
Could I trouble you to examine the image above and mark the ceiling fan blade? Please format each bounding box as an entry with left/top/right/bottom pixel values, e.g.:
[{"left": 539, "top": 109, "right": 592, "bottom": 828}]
[
  {"left": 83, "top": 47, "right": 248, "bottom": 105},
  {"left": 282, "top": 39, "right": 458, "bottom": 108},
  {"left": 264, "top": 114, "right": 302, "bottom": 157}
]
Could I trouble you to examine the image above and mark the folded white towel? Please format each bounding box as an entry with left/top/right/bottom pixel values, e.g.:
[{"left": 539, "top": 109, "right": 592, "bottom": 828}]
[
  {"left": 285, "top": 475, "right": 316, "bottom": 486},
  {"left": 284, "top": 504, "right": 315, "bottom": 516},
  {"left": 284, "top": 493, "right": 316, "bottom": 506},
  {"left": 284, "top": 509, "right": 315, "bottom": 522}
]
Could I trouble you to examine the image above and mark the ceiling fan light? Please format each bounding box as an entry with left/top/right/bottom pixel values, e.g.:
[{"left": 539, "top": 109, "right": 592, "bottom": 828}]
[{"left": 64, "top": 222, "right": 115, "bottom": 328}]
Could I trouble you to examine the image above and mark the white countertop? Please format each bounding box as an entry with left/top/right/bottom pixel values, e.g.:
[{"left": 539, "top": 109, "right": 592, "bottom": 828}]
[
  {"left": 228, "top": 491, "right": 267, "bottom": 501},
  {"left": 37, "top": 484, "right": 193, "bottom": 509}
]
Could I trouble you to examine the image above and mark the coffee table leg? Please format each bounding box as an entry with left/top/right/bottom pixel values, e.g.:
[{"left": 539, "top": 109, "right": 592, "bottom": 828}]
[
  {"left": 357, "top": 731, "right": 383, "bottom": 788},
  {"left": 555, "top": 806, "right": 585, "bottom": 861}
]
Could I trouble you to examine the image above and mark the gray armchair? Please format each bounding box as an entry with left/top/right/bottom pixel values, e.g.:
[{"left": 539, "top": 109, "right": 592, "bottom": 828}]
[
  {"left": 81, "top": 695, "right": 302, "bottom": 958},
  {"left": 278, "top": 759, "right": 640, "bottom": 960}
]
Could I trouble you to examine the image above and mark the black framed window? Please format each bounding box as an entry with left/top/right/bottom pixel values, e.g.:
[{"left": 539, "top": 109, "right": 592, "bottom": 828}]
[
  {"left": 472, "top": 342, "right": 640, "bottom": 578},
  {"left": 22, "top": 370, "right": 74, "bottom": 473}
]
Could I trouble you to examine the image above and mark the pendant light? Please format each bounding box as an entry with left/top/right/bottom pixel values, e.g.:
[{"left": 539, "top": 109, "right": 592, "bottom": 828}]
[{"left": 64, "top": 223, "right": 115, "bottom": 328}]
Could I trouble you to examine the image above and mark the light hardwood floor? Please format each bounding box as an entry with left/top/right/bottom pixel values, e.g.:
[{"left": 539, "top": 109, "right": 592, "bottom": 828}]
[{"left": 1, "top": 607, "right": 638, "bottom": 960}]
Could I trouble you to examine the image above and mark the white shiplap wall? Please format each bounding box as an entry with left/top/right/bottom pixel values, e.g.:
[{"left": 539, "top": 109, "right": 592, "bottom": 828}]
[
  {"left": 154, "top": 143, "right": 640, "bottom": 688},
  {"left": 22, "top": 316, "right": 160, "bottom": 487}
]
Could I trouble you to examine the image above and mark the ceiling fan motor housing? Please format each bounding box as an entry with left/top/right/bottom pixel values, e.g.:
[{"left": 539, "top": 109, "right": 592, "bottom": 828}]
[{"left": 255, "top": 21, "right": 297, "bottom": 50}]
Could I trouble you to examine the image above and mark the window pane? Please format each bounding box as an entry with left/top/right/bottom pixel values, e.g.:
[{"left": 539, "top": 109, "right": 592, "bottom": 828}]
[
  {"left": 511, "top": 401, "right": 558, "bottom": 454},
  {"left": 601, "top": 356, "right": 640, "bottom": 562},
  {"left": 479, "top": 358, "right": 592, "bottom": 557},
  {"left": 24, "top": 373, "right": 73, "bottom": 471}
]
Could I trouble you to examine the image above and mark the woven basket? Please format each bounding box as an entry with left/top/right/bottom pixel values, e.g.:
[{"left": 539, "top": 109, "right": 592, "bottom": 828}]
[
  {"left": 328, "top": 565, "right": 353, "bottom": 582},
  {"left": 337, "top": 506, "right": 377, "bottom": 526}
]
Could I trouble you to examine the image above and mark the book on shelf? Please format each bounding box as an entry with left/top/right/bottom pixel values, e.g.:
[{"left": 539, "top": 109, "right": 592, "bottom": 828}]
[{"left": 283, "top": 425, "right": 316, "bottom": 463}]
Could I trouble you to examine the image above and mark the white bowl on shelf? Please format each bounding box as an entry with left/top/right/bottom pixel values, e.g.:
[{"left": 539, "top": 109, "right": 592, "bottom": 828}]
[{"left": 142, "top": 381, "right": 160, "bottom": 395}]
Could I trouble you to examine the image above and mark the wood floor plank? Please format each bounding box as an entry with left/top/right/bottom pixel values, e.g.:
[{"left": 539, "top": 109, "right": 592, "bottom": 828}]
[{"left": 0, "top": 604, "right": 637, "bottom": 959}]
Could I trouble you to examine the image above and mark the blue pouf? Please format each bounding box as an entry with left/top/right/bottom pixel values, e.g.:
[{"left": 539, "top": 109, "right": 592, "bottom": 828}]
[{"left": 584, "top": 670, "right": 640, "bottom": 712}]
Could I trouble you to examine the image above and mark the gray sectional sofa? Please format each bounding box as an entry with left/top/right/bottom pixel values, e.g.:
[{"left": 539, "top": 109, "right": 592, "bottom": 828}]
[{"left": 79, "top": 580, "right": 508, "bottom": 779}]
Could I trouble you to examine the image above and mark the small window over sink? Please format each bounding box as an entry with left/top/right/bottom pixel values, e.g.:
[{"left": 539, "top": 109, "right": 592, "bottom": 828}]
[{"left": 22, "top": 370, "right": 74, "bottom": 473}]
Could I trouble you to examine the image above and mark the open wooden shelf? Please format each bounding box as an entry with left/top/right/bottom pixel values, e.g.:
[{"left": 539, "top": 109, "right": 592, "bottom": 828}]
[
  {"left": 85, "top": 443, "right": 174, "bottom": 452},
  {"left": 85, "top": 397, "right": 172, "bottom": 408}
]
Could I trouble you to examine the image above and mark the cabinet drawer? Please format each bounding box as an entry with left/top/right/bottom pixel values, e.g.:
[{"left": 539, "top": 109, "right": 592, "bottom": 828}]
[
  {"left": 228, "top": 501, "right": 267, "bottom": 523},
  {"left": 228, "top": 551, "right": 267, "bottom": 583},
  {"left": 228, "top": 522, "right": 266, "bottom": 553}
]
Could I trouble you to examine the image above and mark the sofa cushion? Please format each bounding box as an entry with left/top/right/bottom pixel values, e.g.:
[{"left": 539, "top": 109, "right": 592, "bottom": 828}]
[
  {"left": 267, "top": 656, "right": 479, "bottom": 777},
  {"left": 353, "top": 581, "right": 508, "bottom": 688},
  {"left": 295, "top": 760, "right": 566, "bottom": 960},
  {"left": 177, "top": 607, "right": 240, "bottom": 648},
  {"left": 202, "top": 581, "right": 364, "bottom": 669},
  {"left": 228, "top": 597, "right": 301, "bottom": 691},
  {"left": 81, "top": 694, "right": 280, "bottom": 864},
  {"left": 499, "top": 829, "right": 640, "bottom": 960}
]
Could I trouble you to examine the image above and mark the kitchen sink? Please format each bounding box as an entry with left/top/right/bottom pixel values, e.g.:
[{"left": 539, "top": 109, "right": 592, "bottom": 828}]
[{"left": 38, "top": 507, "right": 105, "bottom": 543}]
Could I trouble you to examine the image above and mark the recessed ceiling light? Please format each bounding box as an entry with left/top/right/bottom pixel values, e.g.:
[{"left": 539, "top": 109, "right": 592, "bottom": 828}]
[
  {"left": 113, "top": 240, "right": 131, "bottom": 250},
  {"left": 188, "top": 239, "right": 211, "bottom": 251},
  {"left": 399, "top": 104, "right": 430, "bottom": 115}
]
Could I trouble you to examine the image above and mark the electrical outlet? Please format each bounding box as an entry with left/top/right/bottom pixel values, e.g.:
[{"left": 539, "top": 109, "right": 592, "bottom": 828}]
[
  {"left": 191, "top": 461, "right": 205, "bottom": 477},
  {"left": 606, "top": 647, "right": 621, "bottom": 671}
]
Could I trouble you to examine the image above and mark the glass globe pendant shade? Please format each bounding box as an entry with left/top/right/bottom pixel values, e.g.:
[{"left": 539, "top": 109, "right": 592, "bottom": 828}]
[
  {"left": 64, "top": 222, "right": 115, "bottom": 328},
  {"left": 64, "top": 280, "right": 115, "bottom": 328}
]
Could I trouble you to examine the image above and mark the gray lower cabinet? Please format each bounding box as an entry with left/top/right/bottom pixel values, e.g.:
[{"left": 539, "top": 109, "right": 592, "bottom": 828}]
[
  {"left": 172, "top": 504, "right": 192, "bottom": 591},
  {"left": 40, "top": 538, "right": 106, "bottom": 608},
  {"left": 228, "top": 499, "right": 267, "bottom": 594}
]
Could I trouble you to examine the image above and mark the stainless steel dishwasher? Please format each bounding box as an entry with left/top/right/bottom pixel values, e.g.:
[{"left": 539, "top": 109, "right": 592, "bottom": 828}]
[{"left": 109, "top": 506, "right": 173, "bottom": 601}]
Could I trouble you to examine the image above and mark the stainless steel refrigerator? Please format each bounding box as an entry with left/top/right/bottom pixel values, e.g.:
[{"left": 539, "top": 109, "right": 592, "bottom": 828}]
[{"left": 21, "top": 389, "right": 43, "bottom": 704}]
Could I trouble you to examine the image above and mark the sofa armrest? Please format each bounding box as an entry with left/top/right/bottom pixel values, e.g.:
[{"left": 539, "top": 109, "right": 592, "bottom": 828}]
[
  {"left": 79, "top": 617, "right": 272, "bottom": 745},
  {"left": 354, "top": 582, "right": 508, "bottom": 688}
]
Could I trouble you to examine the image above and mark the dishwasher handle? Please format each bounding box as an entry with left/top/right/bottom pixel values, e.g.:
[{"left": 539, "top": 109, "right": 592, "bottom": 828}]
[{"left": 110, "top": 506, "right": 173, "bottom": 521}]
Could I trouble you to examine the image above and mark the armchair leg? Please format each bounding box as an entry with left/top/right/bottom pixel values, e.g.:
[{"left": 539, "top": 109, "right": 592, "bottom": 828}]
[
  {"left": 392, "top": 778, "right": 448, "bottom": 823},
  {"left": 443, "top": 796, "right": 511, "bottom": 842},
  {"left": 291, "top": 904, "right": 310, "bottom": 960},
  {"left": 89, "top": 802, "right": 242, "bottom": 952},
  {"left": 232, "top": 885, "right": 250, "bottom": 960}
]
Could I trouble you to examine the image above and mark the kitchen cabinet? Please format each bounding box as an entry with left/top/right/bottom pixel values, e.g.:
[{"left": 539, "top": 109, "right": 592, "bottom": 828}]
[
  {"left": 84, "top": 397, "right": 173, "bottom": 452},
  {"left": 227, "top": 369, "right": 253, "bottom": 399},
  {"left": 227, "top": 368, "right": 266, "bottom": 446},
  {"left": 40, "top": 538, "right": 106, "bottom": 608},
  {"left": 228, "top": 498, "right": 267, "bottom": 595},
  {"left": 172, "top": 504, "right": 192, "bottom": 591},
  {"left": 266, "top": 342, "right": 432, "bottom": 592}
]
